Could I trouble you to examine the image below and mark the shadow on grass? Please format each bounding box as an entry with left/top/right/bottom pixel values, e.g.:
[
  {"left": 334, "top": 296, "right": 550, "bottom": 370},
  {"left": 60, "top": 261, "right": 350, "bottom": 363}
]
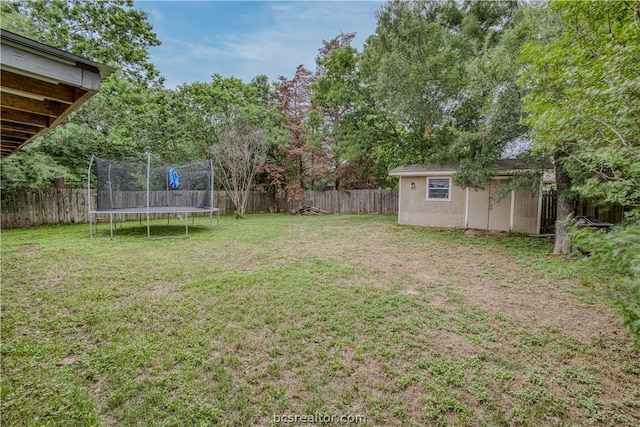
[{"left": 93, "top": 223, "right": 213, "bottom": 239}]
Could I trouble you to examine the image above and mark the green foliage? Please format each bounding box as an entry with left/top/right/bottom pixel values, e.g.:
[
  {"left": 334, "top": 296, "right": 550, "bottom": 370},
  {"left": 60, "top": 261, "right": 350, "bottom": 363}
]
[
  {"left": 572, "top": 224, "right": 640, "bottom": 340},
  {"left": 1, "top": 146, "right": 72, "bottom": 189},
  {"left": 178, "top": 74, "right": 283, "bottom": 153},
  {"left": 360, "top": 0, "right": 539, "bottom": 188},
  {"left": 80, "top": 76, "right": 174, "bottom": 159},
  {"left": 521, "top": 0, "right": 640, "bottom": 214},
  {"left": 313, "top": 45, "right": 399, "bottom": 189},
  {"left": 361, "top": 0, "right": 465, "bottom": 163},
  {"left": 0, "top": 122, "right": 110, "bottom": 188}
]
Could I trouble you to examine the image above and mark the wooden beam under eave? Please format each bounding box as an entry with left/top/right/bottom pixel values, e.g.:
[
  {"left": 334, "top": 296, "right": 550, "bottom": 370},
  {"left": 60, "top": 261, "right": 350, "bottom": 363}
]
[
  {"left": 1, "top": 140, "right": 22, "bottom": 153},
  {"left": 1, "top": 127, "right": 33, "bottom": 139},
  {"left": 1, "top": 121, "right": 41, "bottom": 134},
  {"left": 1, "top": 92, "right": 69, "bottom": 117},
  {"left": 0, "top": 108, "right": 49, "bottom": 128},
  {"left": 0, "top": 70, "right": 85, "bottom": 104},
  {"left": 1, "top": 134, "right": 26, "bottom": 143},
  {"left": 0, "top": 88, "right": 98, "bottom": 160}
]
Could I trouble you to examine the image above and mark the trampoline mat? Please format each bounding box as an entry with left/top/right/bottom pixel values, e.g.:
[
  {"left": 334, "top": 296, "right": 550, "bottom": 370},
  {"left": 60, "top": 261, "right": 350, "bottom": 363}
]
[{"left": 91, "top": 206, "right": 219, "bottom": 214}]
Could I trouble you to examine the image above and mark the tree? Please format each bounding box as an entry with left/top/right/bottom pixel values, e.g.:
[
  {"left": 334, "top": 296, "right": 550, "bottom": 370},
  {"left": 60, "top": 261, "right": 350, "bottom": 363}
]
[
  {"left": 313, "top": 44, "right": 401, "bottom": 189},
  {"left": 176, "top": 74, "right": 285, "bottom": 209},
  {"left": 520, "top": 0, "right": 640, "bottom": 253},
  {"left": 179, "top": 73, "right": 284, "bottom": 165},
  {"left": 361, "top": 0, "right": 463, "bottom": 166},
  {"left": 210, "top": 109, "right": 268, "bottom": 217},
  {"left": 262, "top": 65, "right": 331, "bottom": 199},
  {"left": 360, "top": 0, "right": 535, "bottom": 189},
  {"left": 261, "top": 33, "right": 375, "bottom": 197},
  {"left": 250, "top": 74, "right": 278, "bottom": 106}
]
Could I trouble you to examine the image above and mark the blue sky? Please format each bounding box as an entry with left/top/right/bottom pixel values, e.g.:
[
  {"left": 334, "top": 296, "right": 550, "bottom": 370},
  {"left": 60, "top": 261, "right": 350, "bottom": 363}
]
[{"left": 135, "top": 1, "right": 383, "bottom": 88}]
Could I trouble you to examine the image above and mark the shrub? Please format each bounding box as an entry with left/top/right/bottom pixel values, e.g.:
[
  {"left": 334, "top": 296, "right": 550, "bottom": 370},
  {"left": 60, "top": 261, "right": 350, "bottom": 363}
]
[{"left": 572, "top": 224, "right": 640, "bottom": 340}]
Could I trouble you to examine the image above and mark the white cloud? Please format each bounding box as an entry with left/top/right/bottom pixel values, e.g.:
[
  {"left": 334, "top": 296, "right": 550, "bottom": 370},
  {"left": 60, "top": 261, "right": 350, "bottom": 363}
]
[
  {"left": 142, "top": 1, "right": 382, "bottom": 88},
  {"left": 187, "top": 43, "right": 228, "bottom": 60}
]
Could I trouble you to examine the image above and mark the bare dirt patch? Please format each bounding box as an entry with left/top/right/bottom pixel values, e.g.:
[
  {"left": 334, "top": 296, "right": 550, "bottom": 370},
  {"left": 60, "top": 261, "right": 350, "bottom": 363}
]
[
  {"left": 146, "top": 280, "right": 176, "bottom": 297},
  {"left": 270, "top": 220, "right": 630, "bottom": 347},
  {"left": 14, "top": 244, "right": 41, "bottom": 253},
  {"left": 285, "top": 219, "right": 639, "bottom": 424},
  {"left": 38, "top": 272, "right": 74, "bottom": 287}
]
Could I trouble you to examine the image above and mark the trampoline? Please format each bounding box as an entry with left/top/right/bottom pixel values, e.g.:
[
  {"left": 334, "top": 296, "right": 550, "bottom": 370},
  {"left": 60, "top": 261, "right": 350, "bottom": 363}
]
[{"left": 87, "top": 152, "right": 219, "bottom": 239}]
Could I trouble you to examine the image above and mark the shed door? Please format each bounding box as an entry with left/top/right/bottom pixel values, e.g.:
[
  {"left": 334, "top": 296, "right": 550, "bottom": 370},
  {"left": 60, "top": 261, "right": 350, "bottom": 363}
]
[
  {"left": 467, "top": 187, "right": 490, "bottom": 229},
  {"left": 488, "top": 180, "right": 510, "bottom": 231}
]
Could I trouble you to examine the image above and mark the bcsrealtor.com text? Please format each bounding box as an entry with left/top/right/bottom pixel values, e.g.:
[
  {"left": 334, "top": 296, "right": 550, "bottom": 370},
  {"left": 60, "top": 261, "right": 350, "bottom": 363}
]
[{"left": 273, "top": 413, "right": 367, "bottom": 424}]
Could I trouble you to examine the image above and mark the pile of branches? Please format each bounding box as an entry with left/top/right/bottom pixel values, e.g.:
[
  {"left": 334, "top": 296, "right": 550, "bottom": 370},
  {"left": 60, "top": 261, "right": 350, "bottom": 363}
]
[{"left": 289, "top": 205, "right": 327, "bottom": 215}]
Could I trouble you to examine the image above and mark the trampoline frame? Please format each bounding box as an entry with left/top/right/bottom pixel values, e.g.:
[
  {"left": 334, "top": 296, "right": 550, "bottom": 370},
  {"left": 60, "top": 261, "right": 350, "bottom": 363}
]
[{"left": 87, "top": 153, "right": 219, "bottom": 239}]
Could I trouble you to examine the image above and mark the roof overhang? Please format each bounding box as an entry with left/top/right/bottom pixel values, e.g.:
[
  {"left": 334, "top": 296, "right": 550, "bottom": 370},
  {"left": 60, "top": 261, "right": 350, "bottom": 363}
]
[
  {"left": 389, "top": 169, "right": 454, "bottom": 177},
  {"left": 0, "top": 29, "right": 115, "bottom": 159},
  {"left": 389, "top": 159, "right": 553, "bottom": 177}
]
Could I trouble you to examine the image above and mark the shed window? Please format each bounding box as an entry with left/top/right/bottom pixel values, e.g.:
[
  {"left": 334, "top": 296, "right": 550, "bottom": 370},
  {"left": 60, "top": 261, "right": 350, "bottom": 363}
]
[{"left": 427, "top": 178, "right": 450, "bottom": 200}]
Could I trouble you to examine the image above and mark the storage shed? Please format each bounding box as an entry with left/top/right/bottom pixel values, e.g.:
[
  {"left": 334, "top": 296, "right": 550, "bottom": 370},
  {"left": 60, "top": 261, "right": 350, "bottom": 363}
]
[{"left": 389, "top": 160, "right": 549, "bottom": 235}]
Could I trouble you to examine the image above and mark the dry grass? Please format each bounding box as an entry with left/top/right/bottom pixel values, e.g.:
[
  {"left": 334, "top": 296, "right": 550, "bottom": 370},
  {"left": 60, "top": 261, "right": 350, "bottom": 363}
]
[{"left": 1, "top": 214, "right": 638, "bottom": 426}]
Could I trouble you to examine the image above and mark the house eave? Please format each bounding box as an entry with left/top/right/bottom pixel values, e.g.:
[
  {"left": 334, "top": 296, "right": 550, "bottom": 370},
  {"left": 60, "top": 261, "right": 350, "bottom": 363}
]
[
  {"left": 389, "top": 170, "right": 455, "bottom": 177},
  {"left": 1, "top": 29, "right": 115, "bottom": 159}
]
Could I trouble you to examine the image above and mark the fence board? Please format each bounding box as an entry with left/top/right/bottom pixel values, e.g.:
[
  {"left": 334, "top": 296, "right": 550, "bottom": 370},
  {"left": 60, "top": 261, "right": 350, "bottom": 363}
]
[{"left": 1, "top": 188, "right": 399, "bottom": 228}]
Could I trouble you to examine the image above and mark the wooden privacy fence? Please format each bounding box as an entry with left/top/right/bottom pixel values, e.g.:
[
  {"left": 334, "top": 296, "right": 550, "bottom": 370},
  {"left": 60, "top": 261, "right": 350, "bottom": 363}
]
[
  {"left": 539, "top": 189, "right": 557, "bottom": 235},
  {"left": 1, "top": 188, "right": 398, "bottom": 228},
  {"left": 539, "top": 189, "right": 623, "bottom": 235},
  {"left": 1, "top": 189, "right": 90, "bottom": 229}
]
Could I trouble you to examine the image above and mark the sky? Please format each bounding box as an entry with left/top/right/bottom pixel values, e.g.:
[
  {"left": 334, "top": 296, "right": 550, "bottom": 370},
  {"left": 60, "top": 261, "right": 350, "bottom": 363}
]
[{"left": 135, "top": 1, "right": 384, "bottom": 88}]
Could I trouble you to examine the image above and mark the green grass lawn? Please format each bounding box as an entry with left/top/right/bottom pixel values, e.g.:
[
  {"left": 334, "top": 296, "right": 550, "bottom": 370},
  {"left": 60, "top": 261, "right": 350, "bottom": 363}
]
[{"left": 1, "top": 214, "right": 638, "bottom": 426}]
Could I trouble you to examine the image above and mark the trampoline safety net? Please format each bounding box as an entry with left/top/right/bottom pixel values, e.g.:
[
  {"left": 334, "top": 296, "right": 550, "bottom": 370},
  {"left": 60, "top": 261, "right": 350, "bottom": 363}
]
[
  {"left": 92, "top": 155, "right": 214, "bottom": 211},
  {"left": 87, "top": 153, "right": 218, "bottom": 238}
]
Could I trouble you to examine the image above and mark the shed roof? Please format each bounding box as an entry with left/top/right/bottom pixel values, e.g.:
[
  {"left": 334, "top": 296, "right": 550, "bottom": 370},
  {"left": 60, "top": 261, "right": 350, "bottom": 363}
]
[
  {"left": 0, "top": 29, "right": 115, "bottom": 159},
  {"left": 389, "top": 159, "right": 552, "bottom": 177}
]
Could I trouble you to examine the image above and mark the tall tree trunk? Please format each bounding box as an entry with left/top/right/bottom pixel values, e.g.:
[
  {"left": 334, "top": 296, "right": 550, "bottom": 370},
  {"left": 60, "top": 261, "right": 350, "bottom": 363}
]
[
  {"left": 298, "top": 155, "right": 304, "bottom": 189},
  {"left": 554, "top": 161, "right": 574, "bottom": 254}
]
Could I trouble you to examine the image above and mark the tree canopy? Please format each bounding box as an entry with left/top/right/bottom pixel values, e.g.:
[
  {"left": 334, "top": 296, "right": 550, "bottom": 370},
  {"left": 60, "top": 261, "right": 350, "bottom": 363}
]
[
  {"left": 360, "top": 0, "right": 536, "bottom": 188},
  {"left": 521, "top": 0, "right": 640, "bottom": 217}
]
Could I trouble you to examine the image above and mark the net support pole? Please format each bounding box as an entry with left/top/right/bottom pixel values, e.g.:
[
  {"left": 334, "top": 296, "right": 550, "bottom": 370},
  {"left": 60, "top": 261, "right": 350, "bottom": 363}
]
[
  {"left": 108, "top": 162, "right": 113, "bottom": 209},
  {"left": 165, "top": 165, "right": 169, "bottom": 207},
  {"left": 87, "top": 155, "right": 95, "bottom": 238},
  {"left": 210, "top": 158, "right": 215, "bottom": 210},
  {"left": 146, "top": 151, "right": 151, "bottom": 239},
  {"left": 210, "top": 159, "right": 217, "bottom": 231}
]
